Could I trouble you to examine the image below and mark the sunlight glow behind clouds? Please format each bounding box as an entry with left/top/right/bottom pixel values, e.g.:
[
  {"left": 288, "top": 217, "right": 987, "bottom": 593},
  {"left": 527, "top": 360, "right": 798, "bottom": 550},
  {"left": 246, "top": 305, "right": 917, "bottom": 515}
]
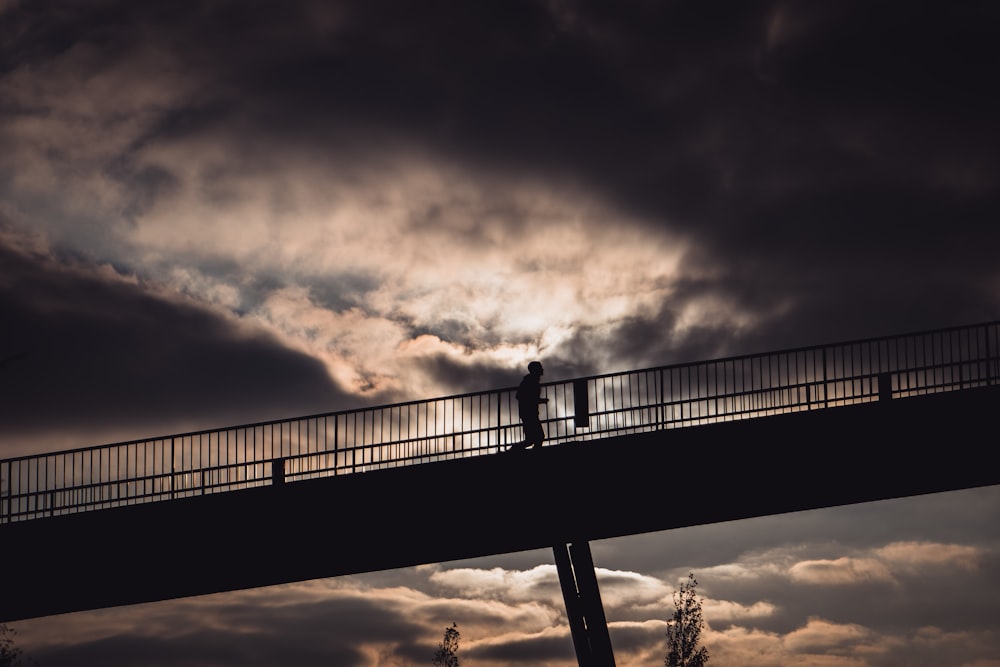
[
  {"left": 5, "top": 105, "right": 691, "bottom": 403},
  {"left": 117, "top": 147, "right": 690, "bottom": 398}
]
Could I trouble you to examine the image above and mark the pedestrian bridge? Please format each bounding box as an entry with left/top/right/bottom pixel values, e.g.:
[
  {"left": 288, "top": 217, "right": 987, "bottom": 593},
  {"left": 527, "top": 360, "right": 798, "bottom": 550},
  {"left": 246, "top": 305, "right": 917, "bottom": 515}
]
[{"left": 2, "top": 321, "right": 999, "bottom": 625}]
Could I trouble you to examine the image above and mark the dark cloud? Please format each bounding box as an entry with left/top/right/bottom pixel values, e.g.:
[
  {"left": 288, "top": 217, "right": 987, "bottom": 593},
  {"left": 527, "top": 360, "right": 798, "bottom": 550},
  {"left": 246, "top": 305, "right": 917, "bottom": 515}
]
[
  {"left": 5, "top": 0, "right": 998, "bottom": 362},
  {"left": 467, "top": 631, "right": 575, "bottom": 663},
  {"left": 761, "top": 3, "right": 1000, "bottom": 114},
  {"left": 0, "top": 236, "right": 354, "bottom": 453},
  {"left": 305, "top": 273, "right": 382, "bottom": 314},
  {"left": 32, "top": 630, "right": 367, "bottom": 667}
]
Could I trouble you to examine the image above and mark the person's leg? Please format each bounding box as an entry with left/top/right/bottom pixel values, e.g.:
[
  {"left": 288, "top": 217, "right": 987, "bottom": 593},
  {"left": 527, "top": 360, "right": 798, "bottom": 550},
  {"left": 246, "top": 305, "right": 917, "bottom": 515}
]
[
  {"left": 509, "top": 419, "right": 530, "bottom": 451},
  {"left": 525, "top": 418, "right": 544, "bottom": 448}
]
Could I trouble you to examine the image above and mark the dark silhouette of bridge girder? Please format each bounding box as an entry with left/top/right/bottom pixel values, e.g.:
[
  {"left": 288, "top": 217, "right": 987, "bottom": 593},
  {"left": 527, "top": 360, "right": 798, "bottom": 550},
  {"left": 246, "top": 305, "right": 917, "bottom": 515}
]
[{"left": 1, "top": 385, "right": 998, "bottom": 623}]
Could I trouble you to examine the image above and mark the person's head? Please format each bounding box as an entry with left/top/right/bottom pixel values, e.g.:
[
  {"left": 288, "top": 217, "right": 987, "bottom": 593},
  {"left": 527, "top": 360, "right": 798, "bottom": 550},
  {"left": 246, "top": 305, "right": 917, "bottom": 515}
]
[{"left": 528, "top": 361, "right": 543, "bottom": 376}]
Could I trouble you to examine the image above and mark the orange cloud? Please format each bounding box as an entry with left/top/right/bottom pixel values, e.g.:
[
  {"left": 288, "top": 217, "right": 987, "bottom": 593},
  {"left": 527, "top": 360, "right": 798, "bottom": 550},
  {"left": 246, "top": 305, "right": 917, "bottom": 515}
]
[{"left": 788, "top": 557, "right": 896, "bottom": 586}]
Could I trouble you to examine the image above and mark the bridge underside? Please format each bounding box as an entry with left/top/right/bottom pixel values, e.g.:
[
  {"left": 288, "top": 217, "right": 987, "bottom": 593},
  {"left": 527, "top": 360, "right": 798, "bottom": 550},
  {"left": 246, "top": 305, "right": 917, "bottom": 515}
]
[{"left": 2, "top": 386, "right": 998, "bottom": 623}]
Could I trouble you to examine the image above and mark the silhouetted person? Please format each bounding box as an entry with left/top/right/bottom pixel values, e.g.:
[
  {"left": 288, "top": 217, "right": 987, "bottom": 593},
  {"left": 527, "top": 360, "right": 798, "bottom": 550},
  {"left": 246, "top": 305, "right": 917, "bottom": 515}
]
[{"left": 512, "top": 361, "right": 549, "bottom": 451}]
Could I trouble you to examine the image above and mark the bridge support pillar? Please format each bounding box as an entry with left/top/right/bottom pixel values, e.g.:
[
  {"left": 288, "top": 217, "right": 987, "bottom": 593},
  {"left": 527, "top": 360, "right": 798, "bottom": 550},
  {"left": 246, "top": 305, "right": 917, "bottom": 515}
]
[{"left": 553, "top": 540, "right": 616, "bottom": 667}]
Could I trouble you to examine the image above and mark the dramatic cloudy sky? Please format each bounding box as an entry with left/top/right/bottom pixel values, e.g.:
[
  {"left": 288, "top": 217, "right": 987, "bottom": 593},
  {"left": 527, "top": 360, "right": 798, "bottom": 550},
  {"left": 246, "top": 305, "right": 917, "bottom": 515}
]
[{"left": 2, "top": 1, "right": 999, "bottom": 665}]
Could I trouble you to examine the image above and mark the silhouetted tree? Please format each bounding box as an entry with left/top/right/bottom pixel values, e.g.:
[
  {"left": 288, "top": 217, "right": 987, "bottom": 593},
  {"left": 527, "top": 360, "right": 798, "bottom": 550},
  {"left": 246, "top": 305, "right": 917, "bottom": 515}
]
[
  {"left": 432, "top": 622, "right": 460, "bottom": 667},
  {"left": 665, "top": 573, "right": 709, "bottom": 667},
  {"left": 0, "top": 624, "right": 37, "bottom": 667}
]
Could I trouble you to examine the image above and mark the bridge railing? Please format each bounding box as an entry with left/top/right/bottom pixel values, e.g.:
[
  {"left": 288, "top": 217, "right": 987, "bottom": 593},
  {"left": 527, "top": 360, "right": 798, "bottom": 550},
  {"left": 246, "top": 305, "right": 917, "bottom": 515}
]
[{"left": 3, "top": 321, "right": 998, "bottom": 523}]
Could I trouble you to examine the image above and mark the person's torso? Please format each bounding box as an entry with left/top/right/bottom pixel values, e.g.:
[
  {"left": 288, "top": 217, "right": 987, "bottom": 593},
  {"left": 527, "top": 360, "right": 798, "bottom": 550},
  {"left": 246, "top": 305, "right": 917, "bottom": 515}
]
[{"left": 518, "top": 375, "right": 541, "bottom": 409}]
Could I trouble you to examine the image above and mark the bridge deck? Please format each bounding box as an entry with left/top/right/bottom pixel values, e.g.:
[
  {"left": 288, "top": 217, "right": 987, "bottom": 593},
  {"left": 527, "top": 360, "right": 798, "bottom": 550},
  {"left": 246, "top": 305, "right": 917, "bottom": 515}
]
[{"left": 2, "top": 384, "right": 998, "bottom": 623}]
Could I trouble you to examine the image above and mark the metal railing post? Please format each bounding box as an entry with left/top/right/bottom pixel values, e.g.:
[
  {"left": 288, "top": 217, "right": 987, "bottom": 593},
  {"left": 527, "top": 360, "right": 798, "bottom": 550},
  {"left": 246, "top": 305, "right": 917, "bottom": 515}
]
[
  {"left": 989, "top": 326, "right": 996, "bottom": 386},
  {"left": 574, "top": 379, "right": 591, "bottom": 429},
  {"left": 878, "top": 372, "right": 892, "bottom": 402},
  {"left": 823, "top": 348, "right": 829, "bottom": 408},
  {"left": 4, "top": 460, "right": 11, "bottom": 523},
  {"left": 333, "top": 415, "right": 340, "bottom": 475},
  {"left": 658, "top": 369, "right": 665, "bottom": 429},
  {"left": 170, "top": 437, "right": 176, "bottom": 500}
]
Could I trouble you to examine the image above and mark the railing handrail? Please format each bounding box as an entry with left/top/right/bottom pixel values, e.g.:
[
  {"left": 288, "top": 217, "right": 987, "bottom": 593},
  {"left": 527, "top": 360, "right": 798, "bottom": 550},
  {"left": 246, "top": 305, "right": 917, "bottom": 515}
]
[
  {"left": 4, "top": 318, "right": 996, "bottom": 466},
  {"left": 3, "top": 319, "right": 998, "bottom": 523},
  {"left": 569, "top": 318, "right": 1000, "bottom": 383}
]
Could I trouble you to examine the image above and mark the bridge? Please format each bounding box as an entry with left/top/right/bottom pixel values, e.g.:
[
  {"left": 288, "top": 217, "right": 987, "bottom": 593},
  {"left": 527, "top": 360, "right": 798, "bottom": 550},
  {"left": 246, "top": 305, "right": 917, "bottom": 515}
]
[{"left": 2, "top": 321, "right": 999, "bottom": 666}]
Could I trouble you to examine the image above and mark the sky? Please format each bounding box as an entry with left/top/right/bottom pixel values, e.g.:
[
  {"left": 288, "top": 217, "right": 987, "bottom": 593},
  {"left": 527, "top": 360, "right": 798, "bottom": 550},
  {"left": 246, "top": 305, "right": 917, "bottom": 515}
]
[{"left": 1, "top": 0, "right": 999, "bottom": 665}]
